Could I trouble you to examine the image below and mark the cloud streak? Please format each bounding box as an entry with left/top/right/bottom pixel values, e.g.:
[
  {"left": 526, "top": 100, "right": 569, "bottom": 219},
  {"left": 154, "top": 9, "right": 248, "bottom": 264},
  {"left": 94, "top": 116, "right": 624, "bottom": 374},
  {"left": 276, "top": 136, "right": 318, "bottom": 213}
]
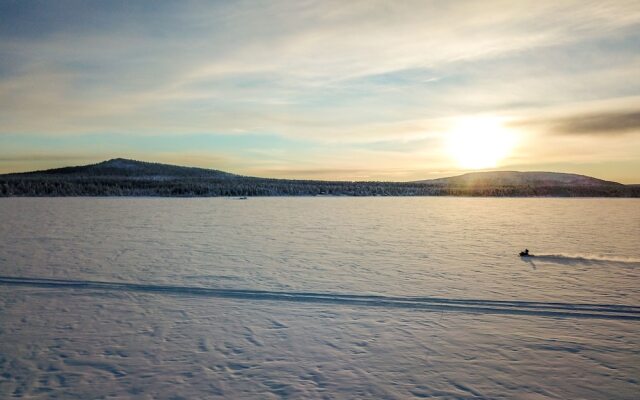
[
  {"left": 1, "top": 1, "right": 639, "bottom": 181},
  {"left": 540, "top": 111, "right": 640, "bottom": 136}
]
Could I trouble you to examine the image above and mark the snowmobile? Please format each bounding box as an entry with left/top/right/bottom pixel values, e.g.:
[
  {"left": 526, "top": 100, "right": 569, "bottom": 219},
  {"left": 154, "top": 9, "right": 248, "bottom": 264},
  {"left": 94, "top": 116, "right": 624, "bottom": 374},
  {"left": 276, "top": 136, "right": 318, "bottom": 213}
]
[{"left": 519, "top": 249, "right": 534, "bottom": 257}]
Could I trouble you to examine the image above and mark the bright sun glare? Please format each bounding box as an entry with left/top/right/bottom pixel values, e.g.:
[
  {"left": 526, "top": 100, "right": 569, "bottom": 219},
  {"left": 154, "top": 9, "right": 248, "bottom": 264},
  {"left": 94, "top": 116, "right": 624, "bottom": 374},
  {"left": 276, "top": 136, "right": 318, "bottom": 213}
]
[{"left": 446, "top": 116, "right": 517, "bottom": 169}]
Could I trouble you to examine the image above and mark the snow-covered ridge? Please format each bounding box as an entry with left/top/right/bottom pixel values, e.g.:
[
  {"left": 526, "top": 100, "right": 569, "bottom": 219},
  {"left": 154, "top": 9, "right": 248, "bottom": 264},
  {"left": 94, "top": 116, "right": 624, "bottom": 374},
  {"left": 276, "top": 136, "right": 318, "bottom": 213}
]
[
  {"left": 419, "top": 171, "right": 624, "bottom": 187},
  {"left": 3, "top": 159, "right": 626, "bottom": 186}
]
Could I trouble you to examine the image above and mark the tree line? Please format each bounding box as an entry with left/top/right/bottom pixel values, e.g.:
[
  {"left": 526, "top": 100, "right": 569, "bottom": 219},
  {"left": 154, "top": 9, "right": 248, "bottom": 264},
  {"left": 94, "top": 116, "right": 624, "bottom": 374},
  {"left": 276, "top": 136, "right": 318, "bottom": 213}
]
[{"left": 1, "top": 175, "right": 638, "bottom": 197}]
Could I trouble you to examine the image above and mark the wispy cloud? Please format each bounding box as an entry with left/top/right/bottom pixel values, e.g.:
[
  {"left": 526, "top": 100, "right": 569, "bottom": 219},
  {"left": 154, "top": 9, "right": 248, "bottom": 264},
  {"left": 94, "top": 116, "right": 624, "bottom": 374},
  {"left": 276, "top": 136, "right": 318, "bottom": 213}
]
[{"left": 1, "top": 1, "right": 639, "bottom": 180}]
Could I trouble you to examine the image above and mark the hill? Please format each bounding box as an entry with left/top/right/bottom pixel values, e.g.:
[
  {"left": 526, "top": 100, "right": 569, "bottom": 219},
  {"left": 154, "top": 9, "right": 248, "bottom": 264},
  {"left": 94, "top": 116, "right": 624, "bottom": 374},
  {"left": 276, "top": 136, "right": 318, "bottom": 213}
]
[
  {"left": 14, "top": 158, "right": 237, "bottom": 179},
  {"left": 420, "top": 171, "right": 623, "bottom": 188},
  {"left": 0, "top": 159, "right": 637, "bottom": 197}
]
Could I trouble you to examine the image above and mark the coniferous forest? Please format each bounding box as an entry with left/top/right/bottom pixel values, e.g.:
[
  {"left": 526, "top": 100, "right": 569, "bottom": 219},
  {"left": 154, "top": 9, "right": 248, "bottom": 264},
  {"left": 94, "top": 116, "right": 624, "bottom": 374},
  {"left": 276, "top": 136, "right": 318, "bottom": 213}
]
[{"left": 1, "top": 159, "right": 638, "bottom": 197}]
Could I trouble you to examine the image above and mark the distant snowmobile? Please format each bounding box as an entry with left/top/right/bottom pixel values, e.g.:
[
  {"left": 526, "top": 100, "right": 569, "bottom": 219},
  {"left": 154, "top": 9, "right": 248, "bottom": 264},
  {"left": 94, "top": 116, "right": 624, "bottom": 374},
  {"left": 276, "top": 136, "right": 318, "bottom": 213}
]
[{"left": 519, "top": 249, "right": 534, "bottom": 257}]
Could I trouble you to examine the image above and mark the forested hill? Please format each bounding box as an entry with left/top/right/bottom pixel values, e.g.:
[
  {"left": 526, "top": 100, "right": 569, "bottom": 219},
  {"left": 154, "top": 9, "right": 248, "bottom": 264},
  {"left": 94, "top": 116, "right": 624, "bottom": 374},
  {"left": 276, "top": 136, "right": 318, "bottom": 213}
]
[
  {"left": 16, "top": 158, "right": 237, "bottom": 179},
  {"left": 1, "top": 159, "right": 638, "bottom": 197}
]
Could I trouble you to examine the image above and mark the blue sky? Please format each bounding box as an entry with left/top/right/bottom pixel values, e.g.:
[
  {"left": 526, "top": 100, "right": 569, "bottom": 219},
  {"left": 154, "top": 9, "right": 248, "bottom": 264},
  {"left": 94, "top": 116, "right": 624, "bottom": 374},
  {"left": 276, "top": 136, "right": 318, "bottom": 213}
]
[{"left": 1, "top": 1, "right": 639, "bottom": 182}]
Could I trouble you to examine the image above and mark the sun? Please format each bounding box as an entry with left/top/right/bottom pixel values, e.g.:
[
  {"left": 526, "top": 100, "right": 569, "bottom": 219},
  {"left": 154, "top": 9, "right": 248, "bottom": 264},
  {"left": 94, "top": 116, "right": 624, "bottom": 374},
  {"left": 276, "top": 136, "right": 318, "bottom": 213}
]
[{"left": 445, "top": 116, "right": 517, "bottom": 169}]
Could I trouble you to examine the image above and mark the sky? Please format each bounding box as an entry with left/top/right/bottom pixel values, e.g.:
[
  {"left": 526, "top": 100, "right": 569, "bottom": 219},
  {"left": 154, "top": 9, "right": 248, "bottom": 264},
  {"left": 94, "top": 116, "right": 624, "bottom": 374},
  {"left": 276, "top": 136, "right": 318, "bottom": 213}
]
[{"left": 1, "top": 0, "right": 639, "bottom": 182}]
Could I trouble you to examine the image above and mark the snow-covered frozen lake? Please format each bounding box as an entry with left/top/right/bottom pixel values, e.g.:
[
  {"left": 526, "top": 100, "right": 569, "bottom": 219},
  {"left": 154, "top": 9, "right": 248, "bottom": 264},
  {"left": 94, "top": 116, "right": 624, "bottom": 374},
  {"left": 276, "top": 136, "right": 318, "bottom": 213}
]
[{"left": 1, "top": 197, "right": 639, "bottom": 399}]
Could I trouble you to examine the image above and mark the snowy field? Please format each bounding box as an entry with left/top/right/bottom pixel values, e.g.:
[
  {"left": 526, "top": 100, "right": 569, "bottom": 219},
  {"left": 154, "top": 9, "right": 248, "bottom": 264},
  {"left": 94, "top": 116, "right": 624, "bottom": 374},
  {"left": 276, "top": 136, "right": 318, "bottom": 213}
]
[{"left": 1, "top": 198, "right": 639, "bottom": 399}]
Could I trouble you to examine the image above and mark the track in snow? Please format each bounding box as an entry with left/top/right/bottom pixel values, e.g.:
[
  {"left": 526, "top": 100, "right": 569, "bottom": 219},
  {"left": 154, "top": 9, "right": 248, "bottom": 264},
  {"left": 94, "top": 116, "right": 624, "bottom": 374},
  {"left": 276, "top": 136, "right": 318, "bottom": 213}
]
[{"left": 1, "top": 275, "right": 639, "bottom": 321}]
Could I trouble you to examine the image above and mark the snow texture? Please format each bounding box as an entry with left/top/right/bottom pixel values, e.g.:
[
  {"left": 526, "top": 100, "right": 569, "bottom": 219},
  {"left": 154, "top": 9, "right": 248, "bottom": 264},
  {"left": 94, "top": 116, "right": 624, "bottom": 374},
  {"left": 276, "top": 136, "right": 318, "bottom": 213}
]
[{"left": 0, "top": 197, "right": 639, "bottom": 399}]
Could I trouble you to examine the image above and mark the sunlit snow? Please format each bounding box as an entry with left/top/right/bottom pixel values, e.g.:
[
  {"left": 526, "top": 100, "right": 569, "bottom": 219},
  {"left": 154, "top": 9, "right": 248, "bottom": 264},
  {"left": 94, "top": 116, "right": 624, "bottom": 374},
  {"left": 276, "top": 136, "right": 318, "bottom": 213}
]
[{"left": 1, "top": 198, "right": 638, "bottom": 399}]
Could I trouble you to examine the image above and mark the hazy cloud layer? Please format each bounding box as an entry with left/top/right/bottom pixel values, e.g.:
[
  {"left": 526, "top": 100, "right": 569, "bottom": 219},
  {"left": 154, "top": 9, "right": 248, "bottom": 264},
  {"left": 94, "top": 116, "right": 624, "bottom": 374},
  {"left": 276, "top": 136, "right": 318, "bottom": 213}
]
[{"left": 1, "top": 1, "right": 639, "bottom": 181}]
